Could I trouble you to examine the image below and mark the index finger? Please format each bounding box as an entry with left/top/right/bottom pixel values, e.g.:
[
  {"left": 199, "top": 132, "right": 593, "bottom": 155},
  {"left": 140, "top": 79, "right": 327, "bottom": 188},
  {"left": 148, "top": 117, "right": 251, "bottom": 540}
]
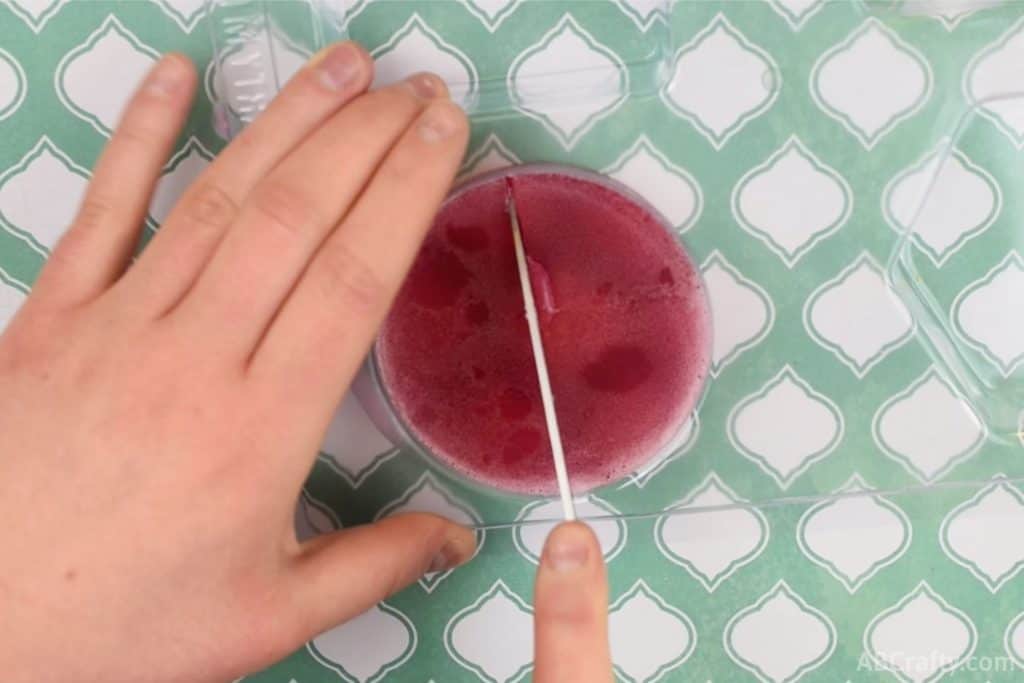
[
  {"left": 534, "top": 522, "right": 613, "bottom": 683},
  {"left": 245, "top": 98, "right": 468, "bottom": 422},
  {"left": 118, "top": 42, "right": 373, "bottom": 316}
]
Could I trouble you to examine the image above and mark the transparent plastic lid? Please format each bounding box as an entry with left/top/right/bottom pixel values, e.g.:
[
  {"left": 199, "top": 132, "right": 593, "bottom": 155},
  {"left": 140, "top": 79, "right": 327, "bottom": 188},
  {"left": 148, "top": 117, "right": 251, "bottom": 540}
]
[
  {"left": 206, "top": 0, "right": 347, "bottom": 136},
  {"left": 206, "top": 0, "right": 673, "bottom": 132},
  {"left": 206, "top": 0, "right": 1023, "bottom": 529},
  {"left": 888, "top": 92, "right": 1024, "bottom": 445}
]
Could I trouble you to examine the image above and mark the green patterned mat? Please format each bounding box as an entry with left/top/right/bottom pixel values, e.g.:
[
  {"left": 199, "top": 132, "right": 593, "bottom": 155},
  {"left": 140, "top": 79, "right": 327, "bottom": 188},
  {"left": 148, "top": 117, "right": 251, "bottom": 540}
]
[{"left": 2, "top": 0, "right": 1024, "bottom": 680}]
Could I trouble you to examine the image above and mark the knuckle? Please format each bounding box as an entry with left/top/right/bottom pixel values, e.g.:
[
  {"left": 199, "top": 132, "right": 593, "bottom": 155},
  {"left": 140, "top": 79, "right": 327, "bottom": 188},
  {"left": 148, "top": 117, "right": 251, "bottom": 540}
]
[
  {"left": 74, "top": 195, "right": 116, "bottom": 233},
  {"left": 534, "top": 592, "right": 601, "bottom": 628},
  {"left": 65, "top": 195, "right": 117, "bottom": 254},
  {"left": 181, "top": 182, "right": 237, "bottom": 233},
  {"left": 226, "top": 124, "right": 265, "bottom": 159},
  {"left": 377, "top": 145, "right": 421, "bottom": 185},
  {"left": 315, "top": 242, "right": 387, "bottom": 313},
  {"left": 112, "top": 120, "right": 161, "bottom": 151},
  {"left": 249, "top": 182, "right": 319, "bottom": 240}
]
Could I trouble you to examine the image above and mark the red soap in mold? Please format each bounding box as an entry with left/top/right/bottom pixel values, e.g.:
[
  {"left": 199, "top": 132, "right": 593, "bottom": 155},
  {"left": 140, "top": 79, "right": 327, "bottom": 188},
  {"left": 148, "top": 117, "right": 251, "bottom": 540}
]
[{"left": 376, "top": 166, "right": 710, "bottom": 495}]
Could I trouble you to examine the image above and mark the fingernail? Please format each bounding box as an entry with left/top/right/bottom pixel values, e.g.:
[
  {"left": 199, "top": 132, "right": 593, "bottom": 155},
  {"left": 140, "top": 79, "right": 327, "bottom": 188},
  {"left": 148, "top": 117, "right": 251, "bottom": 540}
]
[
  {"left": 428, "top": 541, "right": 462, "bottom": 574},
  {"left": 312, "top": 43, "right": 363, "bottom": 91},
  {"left": 543, "top": 523, "right": 592, "bottom": 573},
  {"left": 145, "top": 55, "right": 189, "bottom": 98},
  {"left": 418, "top": 103, "right": 463, "bottom": 144},
  {"left": 406, "top": 72, "right": 444, "bottom": 99}
]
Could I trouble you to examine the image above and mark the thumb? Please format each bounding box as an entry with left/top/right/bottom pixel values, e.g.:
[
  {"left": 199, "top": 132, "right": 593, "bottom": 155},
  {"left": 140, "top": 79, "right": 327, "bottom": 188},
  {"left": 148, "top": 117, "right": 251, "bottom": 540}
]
[
  {"left": 286, "top": 513, "right": 476, "bottom": 638},
  {"left": 533, "top": 522, "right": 613, "bottom": 683}
]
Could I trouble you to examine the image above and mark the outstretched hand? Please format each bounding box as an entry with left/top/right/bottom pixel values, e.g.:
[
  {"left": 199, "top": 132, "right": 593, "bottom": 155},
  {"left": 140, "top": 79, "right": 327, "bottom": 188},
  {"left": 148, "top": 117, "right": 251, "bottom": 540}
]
[{"left": 0, "top": 44, "right": 611, "bottom": 683}]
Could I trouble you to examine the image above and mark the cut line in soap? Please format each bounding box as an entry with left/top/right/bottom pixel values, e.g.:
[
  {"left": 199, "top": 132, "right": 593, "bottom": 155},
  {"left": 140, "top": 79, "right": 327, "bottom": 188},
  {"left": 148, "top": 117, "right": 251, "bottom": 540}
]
[{"left": 507, "top": 182, "right": 576, "bottom": 520}]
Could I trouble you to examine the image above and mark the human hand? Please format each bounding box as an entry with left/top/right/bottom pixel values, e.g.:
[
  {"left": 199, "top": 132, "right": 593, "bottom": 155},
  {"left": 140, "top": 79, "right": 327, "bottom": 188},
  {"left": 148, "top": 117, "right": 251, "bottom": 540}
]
[
  {"left": 534, "top": 522, "right": 614, "bottom": 683},
  {"left": 0, "top": 44, "right": 474, "bottom": 683}
]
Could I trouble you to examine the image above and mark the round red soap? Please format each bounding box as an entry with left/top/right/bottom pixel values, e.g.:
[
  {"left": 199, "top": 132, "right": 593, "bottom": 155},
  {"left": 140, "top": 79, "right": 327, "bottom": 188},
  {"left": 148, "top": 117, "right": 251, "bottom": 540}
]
[{"left": 374, "top": 166, "right": 710, "bottom": 495}]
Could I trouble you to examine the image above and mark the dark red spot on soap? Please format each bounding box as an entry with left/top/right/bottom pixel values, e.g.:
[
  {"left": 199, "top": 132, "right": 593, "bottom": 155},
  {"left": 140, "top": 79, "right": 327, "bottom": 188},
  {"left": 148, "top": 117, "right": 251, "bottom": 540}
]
[
  {"left": 583, "top": 345, "right": 654, "bottom": 393},
  {"left": 499, "top": 387, "right": 532, "bottom": 420},
  {"left": 502, "top": 426, "right": 542, "bottom": 465},
  {"left": 659, "top": 267, "right": 674, "bottom": 286},
  {"left": 447, "top": 224, "right": 489, "bottom": 252},
  {"left": 407, "top": 246, "right": 470, "bottom": 309},
  {"left": 466, "top": 301, "right": 489, "bottom": 325}
]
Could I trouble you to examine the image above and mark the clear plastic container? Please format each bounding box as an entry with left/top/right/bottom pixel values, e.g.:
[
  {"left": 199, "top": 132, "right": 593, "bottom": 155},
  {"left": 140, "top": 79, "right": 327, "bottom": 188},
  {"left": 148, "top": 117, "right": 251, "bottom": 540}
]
[
  {"left": 206, "top": 0, "right": 1024, "bottom": 529},
  {"left": 887, "top": 92, "right": 1024, "bottom": 445},
  {"left": 205, "top": 0, "right": 348, "bottom": 137},
  {"left": 353, "top": 163, "right": 710, "bottom": 501},
  {"left": 205, "top": 0, "right": 673, "bottom": 132}
]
